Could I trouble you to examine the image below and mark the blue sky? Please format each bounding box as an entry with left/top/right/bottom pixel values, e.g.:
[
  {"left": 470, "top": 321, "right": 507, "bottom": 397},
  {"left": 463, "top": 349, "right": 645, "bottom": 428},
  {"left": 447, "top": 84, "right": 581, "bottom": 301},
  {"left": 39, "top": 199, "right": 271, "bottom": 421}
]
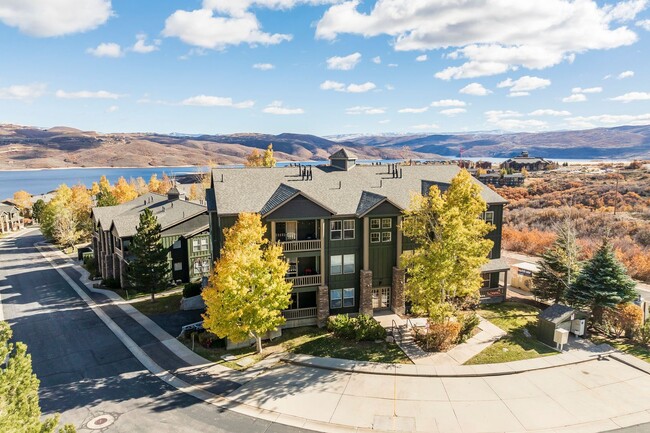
[{"left": 1, "top": 0, "right": 650, "bottom": 136}]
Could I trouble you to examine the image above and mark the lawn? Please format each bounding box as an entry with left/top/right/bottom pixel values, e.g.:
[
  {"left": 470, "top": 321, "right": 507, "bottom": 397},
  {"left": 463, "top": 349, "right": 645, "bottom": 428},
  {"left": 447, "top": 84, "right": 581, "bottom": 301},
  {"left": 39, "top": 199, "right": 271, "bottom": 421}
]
[
  {"left": 465, "top": 302, "right": 557, "bottom": 365},
  {"left": 180, "top": 326, "right": 411, "bottom": 370},
  {"left": 129, "top": 292, "right": 184, "bottom": 315},
  {"left": 592, "top": 336, "right": 650, "bottom": 363}
]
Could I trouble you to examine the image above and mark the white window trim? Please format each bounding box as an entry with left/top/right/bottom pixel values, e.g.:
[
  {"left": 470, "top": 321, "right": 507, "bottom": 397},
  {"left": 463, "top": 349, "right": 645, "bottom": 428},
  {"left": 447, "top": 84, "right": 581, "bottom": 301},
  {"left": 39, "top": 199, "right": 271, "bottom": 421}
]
[
  {"left": 330, "top": 255, "right": 343, "bottom": 275},
  {"left": 343, "top": 220, "right": 355, "bottom": 240},
  {"left": 370, "top": 218, "right": 381, "bottom": 229},
  {"left": 370, "top": 232, "right": 380, "bottom": 243},
  {"left": 330, "top": 220, "right": 342, "bottom": 241},
  {"left": 382, "top": 218, "right": 392, "bottom": 229},
  {"left": 330, "top": 289, "right": 343, "bottom": 309},
  {"left": 343, "top": 254, "right": 355, "bottom": 274},
  {"left": 382, "top": 232, "right": 392, "bottom": 242},
  {"left": 343, "top": 288, "right": 355, "bottom": 307}
]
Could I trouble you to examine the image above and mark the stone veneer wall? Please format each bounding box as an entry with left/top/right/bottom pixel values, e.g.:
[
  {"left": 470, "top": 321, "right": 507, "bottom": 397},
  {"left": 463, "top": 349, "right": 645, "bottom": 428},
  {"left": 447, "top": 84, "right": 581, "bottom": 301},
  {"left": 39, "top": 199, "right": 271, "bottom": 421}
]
[
  {"left": 391, "top": 267, "right": 405, "bottom": 315},
  {"left": 317, "top": 285, "right": 329, "bottom": 327},
  {"left": 360, "top": 270, "right": 373, "bottom": 316}
]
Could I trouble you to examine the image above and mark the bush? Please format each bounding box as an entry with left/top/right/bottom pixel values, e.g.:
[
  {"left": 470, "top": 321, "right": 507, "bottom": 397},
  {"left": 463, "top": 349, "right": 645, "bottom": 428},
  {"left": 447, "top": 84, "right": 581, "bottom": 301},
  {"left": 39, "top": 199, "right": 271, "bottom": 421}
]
[
  {"left": 328, "top": 314, "right": 356, "bottom": 340},
  {"left": 637, "top": 320, "right": 650, "bottom": 346},
  {"left": 183, "top": 282, "right": 203, "bottom": 298},
  {"left": 355, "top": 314, "right": 387, "bottom": 341},
  {"left": 197, "top": 331, "right": 220, "bottom": 348},
  {"left": 602, "top": 303, "right": 643, "bottom": 338},
  {"left": 457, "top": 311, "right": 480, "bottom": 343},
  {"left": 416, "top": 320, "right": 461, "bottom": 352},
  {"left": 327, "top": 314, "right": 387, "bottom": 341}
]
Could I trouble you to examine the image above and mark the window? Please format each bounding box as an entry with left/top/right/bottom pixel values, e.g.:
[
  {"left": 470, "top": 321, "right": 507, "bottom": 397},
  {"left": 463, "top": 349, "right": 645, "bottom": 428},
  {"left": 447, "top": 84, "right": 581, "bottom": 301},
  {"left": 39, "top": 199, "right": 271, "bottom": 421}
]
[
  {"left": 482, "top": 211, "right": 495, "bottom": 225},
  {"left": 330, "top": 289, "right": 342, "bottom": 309},
  {"left": 382, "top": 232, "right": 392, "bottom": 242},
  {"left": 343, "top": 254, "right": 355, "bottom": 274},
  {"left": 200, "top": 238, "right": 209, "bottom": 251},
  {"left": 370, "top": 218, "right": 381, "bottom": 229},
  {"left": 174, "top": 262, "right": 183, "bottom": 271},
  {"left": 330, "top": 220, "right": 342, "bottom": 240},
  {"left": 482, "top": 273, "right": 491, "bottom": 288},
  {"left": 192, "top": 239, "right": 199, "bottom": 250},
  {"left": 382, "top": 218, "right": 392, "bottom": 229},
  {"left": 370, "top": 232, "right": 380, "bottom": 243},
  {"left": 173, "top": 240, "right": 181, "bottom": 249},
  {"left": 330, "top": 255, "right": 343, "bottom": 275},
  {"left": 343, "top": 220, "right": 355, "bottom": 239},
  {"left": 343, "top": 288, "right": 355, "bottom": 307}
]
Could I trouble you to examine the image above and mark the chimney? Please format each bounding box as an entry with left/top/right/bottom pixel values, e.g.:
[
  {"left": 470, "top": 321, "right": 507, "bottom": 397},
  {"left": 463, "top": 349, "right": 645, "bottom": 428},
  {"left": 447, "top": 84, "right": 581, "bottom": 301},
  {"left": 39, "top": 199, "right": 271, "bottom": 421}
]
[
  {"left": 380, "top": 179, "right": 383, "bottom": 188},
  {"left": 400, "top": 168, "right": 403, "bottom": 178},
  {"left": 338, "top": 181, "right": 342, "bottom": 189}
]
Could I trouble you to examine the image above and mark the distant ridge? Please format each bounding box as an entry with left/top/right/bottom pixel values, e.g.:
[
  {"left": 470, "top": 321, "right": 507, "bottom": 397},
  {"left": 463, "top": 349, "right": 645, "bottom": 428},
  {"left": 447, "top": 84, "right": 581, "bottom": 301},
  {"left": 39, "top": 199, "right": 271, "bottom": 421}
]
[{"left": 0, "top": 123, "right": 648, "bottom": 169}]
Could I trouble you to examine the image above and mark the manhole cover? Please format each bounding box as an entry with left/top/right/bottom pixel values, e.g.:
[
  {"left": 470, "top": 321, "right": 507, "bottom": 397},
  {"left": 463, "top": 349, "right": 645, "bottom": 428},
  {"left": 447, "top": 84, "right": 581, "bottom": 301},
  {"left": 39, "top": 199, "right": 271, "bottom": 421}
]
[{"left": 86, "top": 414, "right": 115, "bottom": 430}]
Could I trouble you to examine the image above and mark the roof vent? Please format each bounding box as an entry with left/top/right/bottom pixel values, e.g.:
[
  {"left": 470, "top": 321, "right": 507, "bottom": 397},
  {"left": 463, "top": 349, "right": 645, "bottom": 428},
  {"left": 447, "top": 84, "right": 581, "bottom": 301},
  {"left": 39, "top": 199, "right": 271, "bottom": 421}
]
[
  {"left": 167, "top": 187, "right": 180, "bottom": 201},
  {"left": 329, "top": 148, "right": 357, "bottom": 171}
]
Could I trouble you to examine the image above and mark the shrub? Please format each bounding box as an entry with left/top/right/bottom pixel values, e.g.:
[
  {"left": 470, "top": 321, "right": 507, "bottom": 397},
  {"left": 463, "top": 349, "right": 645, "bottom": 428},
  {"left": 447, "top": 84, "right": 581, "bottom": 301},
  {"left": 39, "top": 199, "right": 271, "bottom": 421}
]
[
  {"left": 457, "top": 311, "right": 480, "bottom": 343},
  {"left": 417, "top": 319, "right": 461, "bottom": 352},
  {"left": 327, "top": 314, "right": 387, "bottom": 341},
  {"left": 602, "top": 303, "right": 643, "bottom": 338},
  {"left": 183, "top": 282, "right": 203, "bottom": 298},
  {"left": 197, "top": 331, "right": 220, "bottom": 348},
  {"left": 355, "top": 314, "right": 387, "bottom": 341},
  {"left": 102, "top": 277, "right": 120, "bottom": 289},
  {"left": 637, "top": 320, "right": 650, "bottom": 346},
  {"left": 327, "top": 314, "right": 356, "bottom": 340}
]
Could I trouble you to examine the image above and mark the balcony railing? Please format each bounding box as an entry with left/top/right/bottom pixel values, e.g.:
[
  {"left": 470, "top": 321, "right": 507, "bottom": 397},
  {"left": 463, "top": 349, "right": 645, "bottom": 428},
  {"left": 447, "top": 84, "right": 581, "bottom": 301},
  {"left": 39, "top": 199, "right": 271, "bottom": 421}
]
[
  {"left": 286, "top": 274, "right": 322, "bottom": 287},
  {"left": 280, "top": 239, "right": 321, "bottom": 252},
  {"left": 282, "top": 307, "right": 317, "bottom": 320}
]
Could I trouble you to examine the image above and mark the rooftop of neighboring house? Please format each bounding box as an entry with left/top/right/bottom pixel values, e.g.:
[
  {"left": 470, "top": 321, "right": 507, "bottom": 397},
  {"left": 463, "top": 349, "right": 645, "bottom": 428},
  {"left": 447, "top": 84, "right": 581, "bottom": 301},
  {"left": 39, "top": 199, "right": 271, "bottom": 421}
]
[
  {"left": 505, "top": 151, "right": 552, "bottom": 165},
  {"left": 91, "top": 188, "right": 207, "bottom": 238},
  {"left": 207, "top": 149, "right": 507, "bottom": 217},
  {"left": 0, "top": 203, "right": 19, "bottom": 215}
]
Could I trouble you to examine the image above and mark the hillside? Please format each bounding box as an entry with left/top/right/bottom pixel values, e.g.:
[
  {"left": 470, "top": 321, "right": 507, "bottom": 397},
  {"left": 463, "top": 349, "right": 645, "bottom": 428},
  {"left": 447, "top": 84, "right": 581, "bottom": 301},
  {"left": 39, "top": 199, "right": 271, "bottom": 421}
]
[{"left": 0, "top": 123, "right": 649, "bottom": 169}]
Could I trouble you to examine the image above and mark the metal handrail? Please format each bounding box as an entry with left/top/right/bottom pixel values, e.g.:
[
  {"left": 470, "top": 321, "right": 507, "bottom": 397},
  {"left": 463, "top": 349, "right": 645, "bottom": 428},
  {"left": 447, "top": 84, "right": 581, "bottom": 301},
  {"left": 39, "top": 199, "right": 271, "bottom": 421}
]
[{"left": 391, "top": 319, "right": 403, "bottom": 342}]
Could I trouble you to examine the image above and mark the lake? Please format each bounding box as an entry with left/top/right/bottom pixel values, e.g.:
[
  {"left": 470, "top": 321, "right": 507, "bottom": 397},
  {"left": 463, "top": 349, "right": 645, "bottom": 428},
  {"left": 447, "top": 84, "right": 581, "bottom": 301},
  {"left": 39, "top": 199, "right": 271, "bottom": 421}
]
[{"left": 0, "top": 157, "right": 629, "bottom": 200}]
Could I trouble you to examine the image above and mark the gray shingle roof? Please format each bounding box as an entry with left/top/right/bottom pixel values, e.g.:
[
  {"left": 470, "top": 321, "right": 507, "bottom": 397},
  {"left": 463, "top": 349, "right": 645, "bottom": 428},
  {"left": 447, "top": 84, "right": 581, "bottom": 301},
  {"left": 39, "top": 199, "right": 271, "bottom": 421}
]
[
  {"left": 329, "top": 148, "right": 357, "bottom": 160},
  {"left": 356, "top": 191, "right": 386, "bottom": 216},
  {"left": 0, "top": 204, "right": 17, "bottom": 214},
  {"left": 92, "top": 193, "right": 207, "bottom": 238},
  {"left": 261, "top": 184, "right": 300, "bottom": 215},
  {"left": 539, "top": 304, "right": 575, "bottom": 324},
  {"left": 480, "top": 258, "right": 510, "bottom": 273},
  {"left": 209, "top": 164, "right": 507, "bottom": 216}
]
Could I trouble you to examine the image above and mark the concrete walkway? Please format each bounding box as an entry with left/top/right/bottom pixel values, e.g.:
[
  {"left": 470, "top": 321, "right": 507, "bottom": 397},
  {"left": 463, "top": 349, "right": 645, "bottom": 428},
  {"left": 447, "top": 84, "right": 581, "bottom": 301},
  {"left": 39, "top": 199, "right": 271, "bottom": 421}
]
[{"left": 375, "top": 312, "right": 507, "bottom": 366}]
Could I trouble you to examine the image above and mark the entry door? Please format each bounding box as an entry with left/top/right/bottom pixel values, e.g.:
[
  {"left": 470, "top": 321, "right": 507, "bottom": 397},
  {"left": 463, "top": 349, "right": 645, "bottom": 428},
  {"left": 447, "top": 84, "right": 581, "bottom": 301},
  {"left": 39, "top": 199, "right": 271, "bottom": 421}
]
[{"left": 372, "top": 287, "right": 391, "bottom": 309}]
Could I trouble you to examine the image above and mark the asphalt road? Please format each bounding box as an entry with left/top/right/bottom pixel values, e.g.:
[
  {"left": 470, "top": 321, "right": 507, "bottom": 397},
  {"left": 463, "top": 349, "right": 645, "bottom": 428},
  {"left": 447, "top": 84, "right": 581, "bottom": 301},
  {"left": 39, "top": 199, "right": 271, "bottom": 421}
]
[{"left": 0, "top": 230, "right": 312, "bottom": 433}]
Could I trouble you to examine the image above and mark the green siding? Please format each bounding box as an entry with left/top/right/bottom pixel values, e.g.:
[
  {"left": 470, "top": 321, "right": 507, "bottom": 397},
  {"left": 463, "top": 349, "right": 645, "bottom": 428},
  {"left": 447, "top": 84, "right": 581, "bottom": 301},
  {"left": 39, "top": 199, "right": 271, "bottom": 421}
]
[{"left": 368, "top": 216, "right": 397, "bottom": 287}]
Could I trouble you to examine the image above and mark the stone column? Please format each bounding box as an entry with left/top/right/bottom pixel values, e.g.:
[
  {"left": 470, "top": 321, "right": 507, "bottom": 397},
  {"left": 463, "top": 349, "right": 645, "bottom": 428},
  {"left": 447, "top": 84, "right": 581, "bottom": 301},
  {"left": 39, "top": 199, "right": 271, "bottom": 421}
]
[
  {"left": 317, "top": 285, "right": 329, "bottom": 327},
  {"left": 391, "top": 267, "right": 406, "bottom": 315},
  {"left": 360, "top": 270, "right": 373, "bottom": 316}
]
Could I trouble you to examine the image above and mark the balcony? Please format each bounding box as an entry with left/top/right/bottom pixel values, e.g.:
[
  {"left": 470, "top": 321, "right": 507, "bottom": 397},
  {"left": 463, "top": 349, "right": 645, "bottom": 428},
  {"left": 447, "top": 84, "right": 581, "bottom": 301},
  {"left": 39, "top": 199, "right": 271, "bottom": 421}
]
[
  {"left": 282, "top": 307, "right": 317, "bottom": 320},
  {"left": 281, "top": 239, "right": 321, "bottom": 252},
  {"left": 286, "top": 274, "right": 322, "bottom": 287}
]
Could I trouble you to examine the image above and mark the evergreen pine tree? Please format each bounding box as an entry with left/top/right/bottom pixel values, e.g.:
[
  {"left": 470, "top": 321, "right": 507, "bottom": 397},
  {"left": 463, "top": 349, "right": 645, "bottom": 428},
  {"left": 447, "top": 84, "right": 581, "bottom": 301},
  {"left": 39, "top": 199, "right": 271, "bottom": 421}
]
[
  {"left": 532, "top": 219, "right": 581, "bottom": 303},
  {"left": 96, "top": 184, "right": 119, "bottom": 207},
  {"left": 566, "top": 240, "right": 637, "bottom": 321},
  {"left": 127, "top": 208, "right": 170, "bottom": 301},
  {"left": 0, "top": 322, "right": 75, "bottom": 433}
]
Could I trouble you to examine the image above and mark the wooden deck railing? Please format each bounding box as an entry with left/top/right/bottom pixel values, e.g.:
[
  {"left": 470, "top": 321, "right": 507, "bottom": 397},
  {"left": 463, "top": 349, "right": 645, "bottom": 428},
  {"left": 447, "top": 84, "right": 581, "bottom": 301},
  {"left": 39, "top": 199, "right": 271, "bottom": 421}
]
[
  {"left": 282, "top": 307, "right": 317, "bottom": 320},
  {"left": 286, "top": 274, "right": 322, "bottom": 287}
]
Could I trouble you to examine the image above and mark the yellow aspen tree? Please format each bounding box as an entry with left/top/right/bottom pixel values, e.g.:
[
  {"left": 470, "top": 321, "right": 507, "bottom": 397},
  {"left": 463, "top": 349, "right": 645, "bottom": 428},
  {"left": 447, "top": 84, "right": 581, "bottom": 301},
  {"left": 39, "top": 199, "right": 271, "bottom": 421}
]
[{"left": 113, "top": 177, "right": 138, "bottom": 203}]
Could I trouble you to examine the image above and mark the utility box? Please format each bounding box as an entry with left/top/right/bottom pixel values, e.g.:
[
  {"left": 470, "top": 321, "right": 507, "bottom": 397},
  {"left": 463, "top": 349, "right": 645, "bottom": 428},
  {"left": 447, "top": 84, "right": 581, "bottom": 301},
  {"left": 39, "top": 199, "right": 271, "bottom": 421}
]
[
  {"left": 571, "top": 319, "right": 586, "bottom": 336},
  {"left": 554, "top": 328, "right": 569, "bottom": 351}
]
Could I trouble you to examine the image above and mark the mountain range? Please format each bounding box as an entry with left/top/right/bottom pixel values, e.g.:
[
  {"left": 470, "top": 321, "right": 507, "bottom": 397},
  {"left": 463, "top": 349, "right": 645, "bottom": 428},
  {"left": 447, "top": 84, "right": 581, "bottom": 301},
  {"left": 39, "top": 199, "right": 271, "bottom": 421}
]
[{"left": 0, "top": 123, "right": 649, "bottom": 170}]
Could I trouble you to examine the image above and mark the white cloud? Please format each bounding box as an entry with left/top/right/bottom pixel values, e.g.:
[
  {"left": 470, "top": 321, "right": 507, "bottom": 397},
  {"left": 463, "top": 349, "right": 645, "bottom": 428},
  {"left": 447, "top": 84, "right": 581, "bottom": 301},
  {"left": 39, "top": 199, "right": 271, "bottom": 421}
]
[
  {"left": 497, "top": 76, "right": 551, "bottom": 92},
  {"left": 253, "top": 62, "right": 275, "bottom": 70},
  {"left": 132, "top": 33, "right": 160, "bottom": 54},
  {"left": 320, "top": 80, "right": 345, "bottom": 91},
  {"left": 431, "top": 99, "right": 466, "bottom": 107},
  {"left": 0, "top": 83, "right": 46, "bottom": 100},
  {"left": 415, "top": 54, "right": 427, "bottom": 62},
  {"left": 182, "top": 94, "right": 255, "bottom": 108},
  {"left": 316, "top": 0, "right": 644, "bottom": 80},
  {"left": 163, "top": 9, "right": 292, "bottom": 50},
  {"left": 372, "top": 56, "right": 381, "bottom": 64},
  {"left": 411, "top": 123, "right": 440, "bottom": 130},
  {"left": 346, "top": 106, "right": 386, "bottom": 115},
  {"left": 618, "top": 70, "right": 635, "bottom": 79},
  {"left": 638, "top": 19, "right": 650, "bottom": 30},
  {"left": 321, "top": 80, "right": 376, "bottom": 93},
  {"left": 378, "top": 119, "right": 391, "bottom": 124},
  {"left": 459, "top": 83, "right": 491, "bottom": 96},
  {"left": 55, "top": 90, "right": 124, "bottom": 99},
  {"left": 529, "top": 109, "right": 571, "bottom": 116},
  {"left": 203, "top": 0, "right": 340, "bottom": 16},
  {"left": 385, "top": 84, "right": 395, "bottom": 90},
  {"left": 610, "top": 91, "right": 650, "bottom": 102},
  {"left": 567, "top": 113, "right": 650, "bottom": 128},
  {"left": 106, "top": 105, "right": 119, "bottom": 113},
  {"left": 398, "top": 107, "right": 428, "bottom": 113},
  {"left": 508, "top": 91, "right": 530, "bottom": 97},
  {"left": 263, "top": 100, "right": 304, "bottom": 115},
  {"left": 326, "top": 52, "right": 361, "bottom": 70},
  {"left": 485, "top": 110, "right": 547, "bottom": 130},
  {"left": 86, "top": 42, "right": 123, "bottom": 58},
  {"left": 571, "top": 86, "right": 602, "bottom": 93},
  {"left": 388, "top": 63, "right": 398, "bottom": 67},
  {"left": 440, "top": 108, "right": 466, "bottom": 116},
  {"left": 0, "top": 0, "right": 112, "bottom": 37},
  {"left": 563, "top": 93, "right": 587, "bottom": 102}
]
